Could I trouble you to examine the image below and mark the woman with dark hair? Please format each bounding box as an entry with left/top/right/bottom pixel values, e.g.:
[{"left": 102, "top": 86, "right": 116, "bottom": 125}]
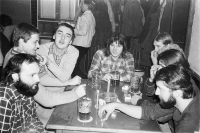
[{"left": 88, "top": 32, "right": 134, "bottom": 82}]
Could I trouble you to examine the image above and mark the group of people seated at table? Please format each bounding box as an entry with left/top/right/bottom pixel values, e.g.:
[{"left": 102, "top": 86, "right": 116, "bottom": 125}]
[{"left": 0, "top": 19, "right": 199, "bottom": 133}]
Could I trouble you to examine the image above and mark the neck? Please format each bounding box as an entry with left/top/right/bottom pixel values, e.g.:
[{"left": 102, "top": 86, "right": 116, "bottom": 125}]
[
  {"left": 175, "top": 98, "right": 193, "bottom": 113},
  {"left": 54, "top": 44, "right": 66, "bottom": 56}
]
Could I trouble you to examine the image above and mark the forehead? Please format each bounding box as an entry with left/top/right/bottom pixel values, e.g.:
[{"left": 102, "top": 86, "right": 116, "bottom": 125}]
[
  {"left": 156, "top": 81, "right": 169, "bottom": 90},
  {"left": 20, "top": 62, "right": 40, "bottom": 74},
  {"left": 153, "top": 41, "right": 165, "bottom": 47},
  {"left": 111, "top": 41, "right": 122, "bottom": 46},
  {"left": 29, "top": 34, "right": 39, "bottom": 41},
  {"left": 56, "top": 26, "right": 72, "bottom": 35}
]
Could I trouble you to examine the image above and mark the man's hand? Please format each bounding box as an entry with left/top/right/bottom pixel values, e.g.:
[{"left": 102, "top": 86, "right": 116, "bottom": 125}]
[
  {"left": 98, "top": 103, "right": 117, "bottom": 121},
  {"left": 74, "top": 84, "right": 86, "bottom": 98},
  {"left": 149, "top": 65, "right": 162, "bottom": 82},
  {"left": 151, "top": 50, "right": 158, "bottom": 65},
  {"left": 68, "top": 76, "right": 81, "bottom": 85}
]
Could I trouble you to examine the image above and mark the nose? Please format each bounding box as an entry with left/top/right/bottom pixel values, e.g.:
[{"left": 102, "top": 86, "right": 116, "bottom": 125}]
[
  {"left": 36, "top": 42, "right": 40, "bottom": 49},
  {"left": 155, "top": 88, "right": 160, "bottom": 96},
  {"left": 34, "top": 75, "right": 40, "bottom": 83},
  {"left": 61, "top": 35, "right": 66, "bottom": 40},
  {"left": 113, "top": 45, "right": 117, "bottom": 51}
]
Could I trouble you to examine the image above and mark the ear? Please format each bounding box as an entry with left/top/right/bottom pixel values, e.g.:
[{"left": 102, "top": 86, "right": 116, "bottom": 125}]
[
  {"left": 12, "top": 73, "right": 19, "bottom": 82},
  {"left": 173, "top": 90, "right": 183, "bottom": 98},
  {"left": 53, "top": 34, "right": 55, "bottom": 39}
]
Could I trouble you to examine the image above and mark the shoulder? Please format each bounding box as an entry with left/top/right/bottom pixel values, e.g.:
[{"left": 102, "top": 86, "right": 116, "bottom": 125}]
[
  {"left": 39, "top": 42, "right": 54, "bottom": 49},
  {"left": 125, "top": 52, "right": 134, "bottom": 59},
  {"left": 68, "top": 45, "right": 79, "bottom": 54},
  {"left": 0, "top": 85, "right": 15, "bottom": 103}
]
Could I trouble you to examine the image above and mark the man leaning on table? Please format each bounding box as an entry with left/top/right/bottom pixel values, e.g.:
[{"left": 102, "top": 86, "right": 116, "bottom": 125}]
[
  {"left": 2, "top": 22, "right": 83, "bottom": 126},
  {"left": 0, "top": 54, "right": 86, "bottom": 133},
  {"left": 99, "top": 64, "right": 200, "bottom": 133}
]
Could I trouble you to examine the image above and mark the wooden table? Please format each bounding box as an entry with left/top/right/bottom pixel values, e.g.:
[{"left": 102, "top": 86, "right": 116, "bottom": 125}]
[{"left": 46, "top": 79, "right": 162, "bottom": 133}]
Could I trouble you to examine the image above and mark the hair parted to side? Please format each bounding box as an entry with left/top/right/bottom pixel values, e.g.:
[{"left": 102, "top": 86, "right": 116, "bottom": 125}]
[
  {"left": 104, "top": 32, "right": 127, "bottom": 58},
  {"left": 12, "top": 23, "right": 39, "bottom": 47},
  {"left": 0, "top": 14, "right": 13, "bottom": 27},
  {"left": 154, "top": 64, "right": 195, "bottom": 99},
  {"left": 158, "top": 49, "right": 190, "bottom": 69},
  {"left": 0, "top": 53, "right": 39, "bottom": 85},
  {"left": 53, "top": 22, "right": 75, "bottom": 40},
  {"left": 154, "top": 32, "right": 173, "bottom": 45}
]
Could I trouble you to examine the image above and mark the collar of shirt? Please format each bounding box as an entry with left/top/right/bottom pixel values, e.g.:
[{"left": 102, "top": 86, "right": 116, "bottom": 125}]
[
  {"left": 11, "top": 47, "right": 25, "bottom": 55},
  {"left": 48, "top": 43, "right": 68, "bottom": 66}
]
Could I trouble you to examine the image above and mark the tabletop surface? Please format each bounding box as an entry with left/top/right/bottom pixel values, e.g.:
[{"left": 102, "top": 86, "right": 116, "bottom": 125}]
[{"left": 46, "top": 79, "right": 162, "bottom": 133}]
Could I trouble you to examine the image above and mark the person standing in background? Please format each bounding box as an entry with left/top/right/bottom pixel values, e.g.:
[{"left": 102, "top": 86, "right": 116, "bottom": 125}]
[
  {"left": 0, "top": 14, "right": 15, "bottom": 58},
  {"left": 72, "top": 0, "right": 96, "bottom": 79}
]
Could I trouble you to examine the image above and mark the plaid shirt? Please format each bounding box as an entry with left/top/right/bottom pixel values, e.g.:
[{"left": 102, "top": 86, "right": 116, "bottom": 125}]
[
  {"left": 0, "top": 84, "right": 46, "bottom": 133},
  {"left": 88, "top": 49, "right": 134, "bottom": 82},
  {"left": 48, "top": 43, "right": 68, "bottom": 66}
]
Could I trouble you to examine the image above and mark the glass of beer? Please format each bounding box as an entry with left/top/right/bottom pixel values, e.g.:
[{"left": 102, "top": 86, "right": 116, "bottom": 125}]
[
  {"left": 91, "top": 71, "right": 101, "bottom": 90},
  {"left": 110, "top": 71, "right": 120, "bottom": 87},
  {"left": 78, "top": 97, "right": 92, "bottom": 121},
  {"left": 129, "top": 76, "right": 143, "bottom": 94}
]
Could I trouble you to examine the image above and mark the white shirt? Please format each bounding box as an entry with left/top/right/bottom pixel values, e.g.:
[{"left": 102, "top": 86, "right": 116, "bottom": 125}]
[{"left": 73, "top": 10, "right": 96, "bottom": 48}]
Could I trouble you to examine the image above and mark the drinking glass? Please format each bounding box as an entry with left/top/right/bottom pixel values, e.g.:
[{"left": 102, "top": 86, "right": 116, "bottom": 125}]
[
  {"left": 110, "top": 71, "right": 120, "bottom": 87},
  {"left": 78, "top": 97, "right": 92, "bottom": 121},
  {"left": 129, "top": 76, "right": 143, "bottom": 94},
  {"left": 91, "top": 71, "right": 101, "bottom": 90}
]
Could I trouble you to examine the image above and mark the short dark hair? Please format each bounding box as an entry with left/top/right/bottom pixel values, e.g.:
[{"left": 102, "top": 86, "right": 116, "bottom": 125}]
[
  {"left": 158, "top": 49, "right": 190, "bottom": 69},
  {"left": 12, "top": 23, "right": 39, "bottom": 47},
  {"left": 84, "top": 0, "right": 95, "bottom": 12},
  {"left": 0, "top": 53, "right": 39, "bottom": 85},
  {"left": 154, "top": 32, "right": 173, "bottom": 45},
  {"left": 155, "top": 64, "right": 195, "bottom": 99},
  {"left": 53, "top": 22, "right": 75, "bottom": 40},
  {"left": 104, "top": 32, "right": 127, "bottom": 58}
]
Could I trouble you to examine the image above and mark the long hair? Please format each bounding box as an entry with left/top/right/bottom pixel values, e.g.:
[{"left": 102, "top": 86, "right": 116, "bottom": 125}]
[
  {"left": 155, "top": 65, "right": 195, "bottom": 99},
  {"left": 12, "top": 23, "right": 39, "bottom": 47},
  {"left": 0, "top": 53, "right": 39, "bottom": 85},
  {"left": 104, "top": 32, "right": 127, "bottom": 58},
  {"left": 158, "top": 49, "right": 190, "bottom": 69}
]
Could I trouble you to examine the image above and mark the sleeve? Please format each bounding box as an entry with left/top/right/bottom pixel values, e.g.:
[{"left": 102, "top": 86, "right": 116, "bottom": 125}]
[
  {"left": 140, "top": 100, "right": 174, "bottom": 121},
  {"left": 88, "top": 50, "right": 102, "bottom": 78},
  {"left": 74, "top": 14, "right": 89, "bottom": 36},
  {"left": 0, "top": 97, "right": 12, "bottom": 132},
  {"left": 144, "top": 78, "right": 156, "bottom": 96},
  {"left": 34, "top": 84, "right": 79, "bottom": 107},
  {"left": 44, "top": 47, "right": 79, "bottom": 83},
  {"left": 120, "top": 53, "right": 134, "bottom": 82}
]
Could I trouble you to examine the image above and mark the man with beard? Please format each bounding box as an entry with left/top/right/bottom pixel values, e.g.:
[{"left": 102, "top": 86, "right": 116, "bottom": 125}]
[
  {"left": 98, "top": 65, "right": 199, "bottom": 133},
  {"left": 0, "top": 54, "right": 86, "bottom": 132}
]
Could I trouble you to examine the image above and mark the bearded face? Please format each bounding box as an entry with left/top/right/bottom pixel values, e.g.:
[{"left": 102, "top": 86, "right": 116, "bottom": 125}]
[
  {"left": 14, "top": 76, "right": 39, "bottom": 97},
  {"left": 159, "top": 93, "right": 176, "bottom": 109}
]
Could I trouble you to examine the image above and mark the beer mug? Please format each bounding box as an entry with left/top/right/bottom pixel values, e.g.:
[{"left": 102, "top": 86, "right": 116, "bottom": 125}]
[
  {"left": 99, "top": 92, "right": 118, "bottom": 105},
  {"left": 110, "top": 71, "right": 120, "bottom": 87},
  {"left": 129, "top": 76, "right": 143, "bottom": 94},
  {"left": 78, "top": 97, "right": 92, "bottom": 121}
]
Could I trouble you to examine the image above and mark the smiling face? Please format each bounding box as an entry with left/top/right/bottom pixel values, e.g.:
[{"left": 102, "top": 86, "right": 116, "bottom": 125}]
[
  {"left": 155, "top": 81, "right": 176, "bottom": 109},
  {"left": 53, "top": 26, "right": 73, "bottom": 49},
  {"left": 20, "top": 34, "right": 40, "bottom": 55},
  {"left": 110, "top": 41, "right": 123, "bottom": 60}
]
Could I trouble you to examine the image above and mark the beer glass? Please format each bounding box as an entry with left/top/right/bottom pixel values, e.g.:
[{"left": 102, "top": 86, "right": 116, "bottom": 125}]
[
  {"left": 99, "top": 92, "right": 118, "bottom": 105},
  {"left": 110, "top": 71, "right": 120, "bottom": 87},
  {"left": 129, "top": 76, "right": 143, "bottom": 94},
  {"left": 78, "top": 97, "right": 92, "bottom": 121}
]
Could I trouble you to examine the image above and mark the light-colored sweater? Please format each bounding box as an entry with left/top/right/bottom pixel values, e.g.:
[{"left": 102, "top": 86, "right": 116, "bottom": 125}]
[{"left": 36, "top": 42, "right": 79, "bottom": 89}]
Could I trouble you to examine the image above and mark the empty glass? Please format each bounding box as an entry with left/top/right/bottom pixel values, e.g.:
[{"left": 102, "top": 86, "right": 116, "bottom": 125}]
[
  {"left": 91, "top": 71, "right": 101, "bottom": 90},
  {"left": 129, "top": 75, "right": 143, "bottom": 94}
]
